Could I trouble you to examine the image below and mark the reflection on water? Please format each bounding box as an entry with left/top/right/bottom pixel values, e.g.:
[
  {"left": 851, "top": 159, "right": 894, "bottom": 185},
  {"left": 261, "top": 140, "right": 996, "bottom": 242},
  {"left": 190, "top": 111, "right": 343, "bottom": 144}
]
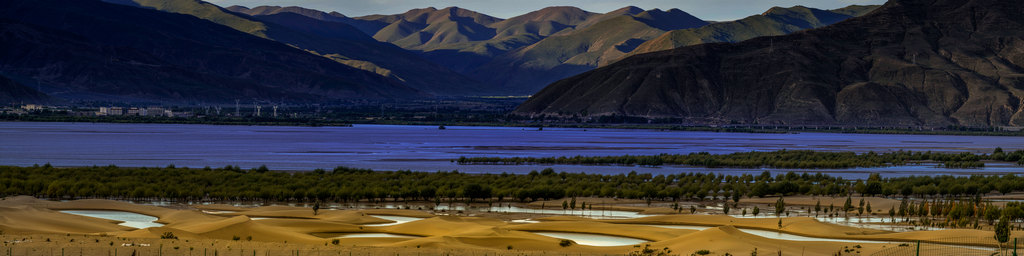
[
  {"left": 532, "top": 232, "right": 648, "bottom": 246},
  {"left": 60, "top": 210, "right": 163, "bottom": 229}
]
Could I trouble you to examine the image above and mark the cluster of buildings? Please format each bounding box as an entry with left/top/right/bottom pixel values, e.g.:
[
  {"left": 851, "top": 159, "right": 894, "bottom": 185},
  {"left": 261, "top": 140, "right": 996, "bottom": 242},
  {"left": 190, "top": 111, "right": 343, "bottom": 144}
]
[
  {"left": 96, "top": 106, "right": 192, "bottom": 118},
  {"left": 1, "top": 104, "right": 192, "bottom": 118},
  {"left": 1, "top": 104, "right": 66, "bottom": 115}
]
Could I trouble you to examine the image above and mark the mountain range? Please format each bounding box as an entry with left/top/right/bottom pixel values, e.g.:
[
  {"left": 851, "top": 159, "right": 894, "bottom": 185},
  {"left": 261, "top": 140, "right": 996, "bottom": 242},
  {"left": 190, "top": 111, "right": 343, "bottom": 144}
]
[
  {"left": 0, "top": 0, "right": 420, "bottom": 103},
  {"left": 516, "top": 0, "right": 1024, "bottom": 127},
  {"left": 0, "top": 0, "right": 875, "bottom": 104},
  {"left": 230, "top": 4, "right": 874, "bottom": 95}
]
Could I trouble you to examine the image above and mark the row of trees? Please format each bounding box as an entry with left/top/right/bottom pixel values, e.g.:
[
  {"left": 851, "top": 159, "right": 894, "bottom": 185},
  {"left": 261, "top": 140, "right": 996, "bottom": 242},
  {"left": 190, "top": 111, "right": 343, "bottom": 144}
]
[
  {"left": 5, "top": 165, "right": 1024, "bottom": 205},
  {"left": 457, "top": 149, "right": 1024, "bottom": 169}
]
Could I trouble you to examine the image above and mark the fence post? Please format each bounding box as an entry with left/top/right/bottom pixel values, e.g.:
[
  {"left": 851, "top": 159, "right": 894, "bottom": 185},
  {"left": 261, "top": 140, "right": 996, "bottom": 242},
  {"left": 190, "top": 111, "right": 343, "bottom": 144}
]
[{"left": 915, "top": 240, "right": 920, "bottom": 256}]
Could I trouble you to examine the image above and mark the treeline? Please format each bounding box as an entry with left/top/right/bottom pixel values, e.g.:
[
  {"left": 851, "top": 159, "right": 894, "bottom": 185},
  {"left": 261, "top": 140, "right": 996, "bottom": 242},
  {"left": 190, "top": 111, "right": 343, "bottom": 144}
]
[
  {"left": 5, "top": 165, "right": 1024, "bottom": 204},
  {"left": 858, "top": 197, "right": 1024, "bottom": 229},
  {"left": 0, "top": 114, "right": 350, "bottom": 127},
  {"left": 457, "top": 149, "right": 1024, "bottom": 169}
]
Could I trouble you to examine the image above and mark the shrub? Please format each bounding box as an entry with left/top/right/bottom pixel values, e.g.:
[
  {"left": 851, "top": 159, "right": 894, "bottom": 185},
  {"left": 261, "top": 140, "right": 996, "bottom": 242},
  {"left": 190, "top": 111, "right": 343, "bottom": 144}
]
[
  {"left": 160, "top": 232, "right": 177, "bottom": 239},
  {"left": 628, "top": 244, "right": 672, "bottom": 256},
  {"left": 331, "top": 239, "right": 340, "bottom": 245},
  {"left": 559, "top": 239, "right": 572, "bottom": 247},
  {"left": 232, "top": 236, "right": 240, "bottom": 241},
  {"left": 694, "top": 250, "right": 711, "bottom": 255}
]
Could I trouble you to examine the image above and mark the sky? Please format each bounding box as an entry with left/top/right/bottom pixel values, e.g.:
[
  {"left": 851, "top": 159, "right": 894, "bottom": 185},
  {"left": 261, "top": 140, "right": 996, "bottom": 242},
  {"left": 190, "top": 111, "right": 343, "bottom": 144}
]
[{"left": 206, "top": 0, "right": 888, "bottom": 21}]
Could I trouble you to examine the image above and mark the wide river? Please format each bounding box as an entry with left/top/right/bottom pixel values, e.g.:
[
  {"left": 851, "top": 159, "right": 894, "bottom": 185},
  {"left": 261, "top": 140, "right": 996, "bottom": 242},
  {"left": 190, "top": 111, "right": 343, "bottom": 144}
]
[{"left": 1, "top": 122, "right": 1023, "bottom": 178}]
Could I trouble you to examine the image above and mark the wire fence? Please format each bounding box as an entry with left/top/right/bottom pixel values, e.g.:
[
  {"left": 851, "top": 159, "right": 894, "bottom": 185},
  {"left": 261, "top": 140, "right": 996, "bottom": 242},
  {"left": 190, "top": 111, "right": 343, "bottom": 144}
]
[
  {"left": 866, "top": 237, "right": 1024, "bottom": 256},
  {"left": 0, "top": 246, "right": 614, "bottom": 256}
]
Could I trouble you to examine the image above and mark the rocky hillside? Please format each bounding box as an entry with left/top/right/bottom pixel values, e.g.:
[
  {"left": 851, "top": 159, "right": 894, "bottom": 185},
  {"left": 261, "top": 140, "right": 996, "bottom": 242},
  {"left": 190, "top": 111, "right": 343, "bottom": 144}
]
[
  {"left": 0, "top": 0, "right": 420, "bottom": 103},
  {"left": 516, "top": 0, "right": 1024, "bottom": 127},
  {"left": 110, "top": 0, "right": 480, "bottom": 96},
  {"left": 625, "top": 5, "right": 878, "bottom": 58}
]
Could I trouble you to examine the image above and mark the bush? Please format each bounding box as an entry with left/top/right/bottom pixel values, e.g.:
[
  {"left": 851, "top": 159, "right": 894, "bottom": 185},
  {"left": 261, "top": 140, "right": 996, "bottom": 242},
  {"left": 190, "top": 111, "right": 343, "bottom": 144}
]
[
  {"left": 232, "top": 236, "right": 240, "bottom": 241},
  {"left": 160, "top": 232, "right": 177, "bottom": 239},
  {"left": 559, "top": 239, "right": 572, "bottom": 247},
  {"left": 628, "top": 244, "right": 673, "bottom": 256},
  {"left": 694, "top": 250, "right": 711, "bottom": 255},
  {"left": 331, "top": 239, "right": 340, "bottom": 245}
]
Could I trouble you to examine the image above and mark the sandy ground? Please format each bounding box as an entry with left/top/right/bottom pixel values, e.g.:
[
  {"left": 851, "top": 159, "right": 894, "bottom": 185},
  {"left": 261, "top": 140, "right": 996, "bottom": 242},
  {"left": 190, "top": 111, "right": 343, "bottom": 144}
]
[{"left": 0, "top": 196, "right": 1015, "bottom": 256}]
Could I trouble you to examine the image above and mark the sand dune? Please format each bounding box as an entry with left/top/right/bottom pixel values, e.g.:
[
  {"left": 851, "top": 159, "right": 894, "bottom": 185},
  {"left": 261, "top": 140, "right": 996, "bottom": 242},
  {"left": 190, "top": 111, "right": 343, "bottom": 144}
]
[
  {"left": 0, "top": 205, "right": 131, "bottom": 234},
  {"left": 0, "top": 196, "right": 1011, "bottom": 255}
]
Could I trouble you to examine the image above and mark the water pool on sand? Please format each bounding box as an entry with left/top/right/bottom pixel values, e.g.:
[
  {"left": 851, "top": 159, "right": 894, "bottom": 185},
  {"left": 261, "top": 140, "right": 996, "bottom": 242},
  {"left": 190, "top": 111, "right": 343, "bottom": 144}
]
[
  {"left": 532, "top": 232, "right": 648, "bottom": 246},
  {"left": 60, "top": 210, "right": 163, "bottom": 229}
]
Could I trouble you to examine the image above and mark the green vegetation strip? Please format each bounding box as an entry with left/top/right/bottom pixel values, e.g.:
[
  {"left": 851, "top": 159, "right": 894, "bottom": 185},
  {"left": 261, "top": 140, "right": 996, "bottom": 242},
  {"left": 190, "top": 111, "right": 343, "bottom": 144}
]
[
  {"left": 457, "top": 149, "right": 1024, "bottom": 169},
  {"left": 4, "top": 164, "right": 1024, "bottom": 205}
]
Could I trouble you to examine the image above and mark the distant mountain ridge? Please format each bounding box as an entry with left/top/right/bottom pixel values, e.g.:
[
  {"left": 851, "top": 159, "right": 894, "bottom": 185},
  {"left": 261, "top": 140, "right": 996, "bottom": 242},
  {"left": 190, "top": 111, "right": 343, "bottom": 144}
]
[
  {"left": 106, "top": 0, "right": 482, "bottom": 96},
  {"left": 0, "top": 1, "right": 880, "bottom": 103},
  {"left": 625, "top": 5, "right": 880, "bottom": 59},
  {"left": 470, "top": 7, "right": 710, "bottom": 94},
  {"left": 515, "top": 0, "right": 1024, "bottom": 127},
  {"left": 0, "top": 0, "right": 420, "bottom": 103},
  {"left": 220, "top": 3, "right": 877, "bottom": 96}
]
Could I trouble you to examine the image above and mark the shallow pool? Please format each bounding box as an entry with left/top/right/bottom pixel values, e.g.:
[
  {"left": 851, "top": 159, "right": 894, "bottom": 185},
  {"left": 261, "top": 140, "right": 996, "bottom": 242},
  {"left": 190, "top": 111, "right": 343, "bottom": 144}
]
[
  {"left": 532, "top": 232, "right": 648, "bottom": 246},
  {"left": 60, "top": 210, "right": 163, "bottom": 229},
  {"left": 437, "top": 205, "right": 652, "bottom": 219},
  {"left": 332, "top": 233, "right": 421, "bottom": 238},
  {"left": 647, "top": 224, "right": 888, "bottom": 244},
  {"left": 364, "top": 215, "right": 425, "bottom": 226}
]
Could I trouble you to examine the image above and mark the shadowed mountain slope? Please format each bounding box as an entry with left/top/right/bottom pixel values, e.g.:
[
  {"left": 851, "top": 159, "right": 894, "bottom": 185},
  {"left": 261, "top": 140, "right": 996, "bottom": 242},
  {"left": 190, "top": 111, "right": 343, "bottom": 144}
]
[
  {"left": 626, "top": 5, "right": 879, "bottom": 58},
  {"left": 0, "top": 75, "right": 49, "bottom": 104},
  {"left": 516, "top": 0, "right": 1024, "bottom": 127},
  {"left": 113, "top": 0, "right": 480, "bottom": 96},
  {"left": 470, "top": 8, "right": 709, "bottom": 94},
  {"left": 0, "top": 0, "right": 419, "bottom": 103}
]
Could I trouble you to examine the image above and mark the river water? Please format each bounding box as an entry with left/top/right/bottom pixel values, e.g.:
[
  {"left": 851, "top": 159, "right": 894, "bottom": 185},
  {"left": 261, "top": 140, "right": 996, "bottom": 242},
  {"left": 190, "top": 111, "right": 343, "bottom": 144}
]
[{"left": 2, "top": 122, "right": 1022, "bottom": 178}]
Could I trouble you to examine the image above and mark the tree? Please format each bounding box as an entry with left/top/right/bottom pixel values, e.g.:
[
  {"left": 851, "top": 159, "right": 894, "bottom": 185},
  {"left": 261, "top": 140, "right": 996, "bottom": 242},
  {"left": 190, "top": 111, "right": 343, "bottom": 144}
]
[
  {"left": 723, "top": 203, "right": 731, "bottom": 215},
  {"left": 858, "top": 198, "right": 865, "bottom": 216},
  {"left": 866, "top": 202, "right": 872, "bottom": 215},
  {"left": 562, "top": 200, "right": 568, "bottom": 212},
  {"left": 462, "top": 183, "right": 491, "bottom": 203},
  {"left": 775, "top": 197, "right": 786, "bottom": 216},
  {"left": 996, "top": 215, "right": 1010, "bottom": 251},
  {"left": 570, "top": 197, "right": 577, "bottom": 212},
  {"left": 753, "top": 206, "right": 760, "bottom": 217},
  {"left": 690, "top": 205, "right": 697, "bottom": 214},
  {"left": 814, "top": 200, "right": 821, "bottom": 217},
  {"left": 888, "top": 206, "right": 896, "bottom": 223},
  {"left": 313, "top": 201, "right": 320, "bottom": 216},
  {"left": 742, "top": 208, "right": 747, "bottom": 216},
  {"left": 984, "top": 204, "right": 1002, "bottom": 225},
  {"left": 843, "top": 197, "right": 853, "bottom": 217}
]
